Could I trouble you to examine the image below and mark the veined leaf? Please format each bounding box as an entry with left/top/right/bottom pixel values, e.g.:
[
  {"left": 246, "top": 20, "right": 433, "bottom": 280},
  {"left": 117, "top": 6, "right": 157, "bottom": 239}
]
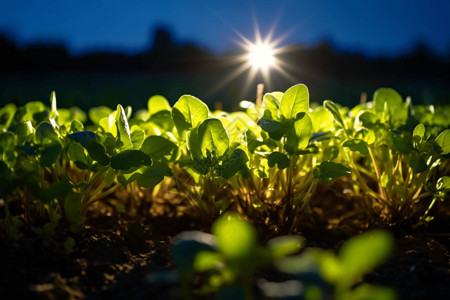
[
  {"left": 172, "top": 95, "right": 209, "bottom": 138},
  {"left": 257, "top": 117, "right": 284, "bottom": 140},
  {"left": 279, "top": 84, "right": 309, "bottom": 120},
  {"left": 324, "top": 100, "right": 346, "bottom": 131},
  {"left": 435, "top": 129, "right": 450, "bottom": 155},
  {"left": 216, "top": 148, "right": 249, "bottom": 179},
  {"left": 263, "top": 92, "right": 282, "bottom": 120},
  {"left": 197, "top": 118, "right": 229, "bottom": 158},
  {"left": 285, "top": 114, "right": 313, "bottom": 154}
]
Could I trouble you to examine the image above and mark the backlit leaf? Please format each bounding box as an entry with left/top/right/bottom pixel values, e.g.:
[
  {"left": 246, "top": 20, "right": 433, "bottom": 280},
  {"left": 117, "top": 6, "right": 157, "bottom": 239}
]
[
  {"left": 279, "top": 84, "right": 309, "bottom": 120},
  {"left": 314, "top": 161, "right": 351, "bottom": 184},
  {"left": 172, "top": 95, "right": 209, "bottom": 138},
  {"left": 197, "top": 118, "right": 229, "bottom": 158}
]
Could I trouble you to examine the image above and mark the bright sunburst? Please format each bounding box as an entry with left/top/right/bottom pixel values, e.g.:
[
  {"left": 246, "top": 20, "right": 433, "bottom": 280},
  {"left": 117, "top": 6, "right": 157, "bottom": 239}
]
[
  {"left": 247, "top": 42, "right": 276, "bottom": 72},
  {"left": 205, "top": 17, "right": 298, "bottom": 99}
]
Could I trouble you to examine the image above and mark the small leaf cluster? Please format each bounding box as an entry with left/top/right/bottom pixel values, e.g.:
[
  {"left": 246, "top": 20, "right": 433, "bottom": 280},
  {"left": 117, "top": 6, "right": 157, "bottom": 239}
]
[{"left": 171, "top": 214, "right": 396, "bottom": 300}]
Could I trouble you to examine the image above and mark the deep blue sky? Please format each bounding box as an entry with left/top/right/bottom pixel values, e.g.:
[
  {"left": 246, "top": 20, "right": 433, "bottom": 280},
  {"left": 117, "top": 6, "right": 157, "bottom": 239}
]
[{"left": 0, "top": 0, "right": 449, "bottom": 57}]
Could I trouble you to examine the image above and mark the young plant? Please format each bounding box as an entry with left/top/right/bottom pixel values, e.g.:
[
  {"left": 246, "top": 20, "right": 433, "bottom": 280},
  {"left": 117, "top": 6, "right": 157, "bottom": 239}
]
[
  {"left": 241, "top": 84, "right": 351, "bottom": 231},
  {"left": 172, "top": 213, "right": 304, "bottom": 299},
  {"left": 276, "top": 230, "right": 396, "bottom": 300},
  {"left": 323, "top": 88, "right": 450, "bottom": 223}
]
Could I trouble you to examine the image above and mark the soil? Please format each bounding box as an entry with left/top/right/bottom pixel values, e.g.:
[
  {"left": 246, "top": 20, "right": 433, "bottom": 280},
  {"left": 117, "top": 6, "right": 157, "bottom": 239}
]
[{"left": 1, "top": 185, "right": 449, "bottom": 300}]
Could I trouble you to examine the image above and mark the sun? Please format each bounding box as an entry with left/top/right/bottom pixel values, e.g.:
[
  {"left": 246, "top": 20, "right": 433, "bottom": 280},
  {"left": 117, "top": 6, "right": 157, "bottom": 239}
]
[
  {"left": 204, "top": 18, "right": 298, "bottom": 99},
  {"left": 247, "top": 42, "right": 276, "bottom": 72}
]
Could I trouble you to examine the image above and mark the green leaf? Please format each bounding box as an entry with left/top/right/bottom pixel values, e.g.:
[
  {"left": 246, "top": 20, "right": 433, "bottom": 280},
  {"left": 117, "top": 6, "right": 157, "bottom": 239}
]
[
  {"left": 70, "top": 119, "right": 84, "bottom": 133},
  {"left": 35, "top": 122, "right": 58, "bottom": 145},
  {"left": 172, "top": 95, "right": 209, "bottom": 138},
  {"left": 15, "top": 121, "right": 33, "bottom": 144},
  {"left": 149, "top": 110, "right": 174, "bottom": 131},
  {"left": 262, "top": 92, "right": 282, "bottom": 120},
  {"left": 279, "top": 84, "right": 309, "bottom": 120},
  {"left": 0, "top": 132, "right": 15, "bottom": 153},
  {"left": 148, "top": 95, "right": 171, "bottom": 116},
  {"left": 130, "top": 128, "right": 145, "bottom": 149},
  {"left": 40, "top": 143, "right": 62, "bottom": 167},
  {"left": 314, "top": 161, "right": 351, "bottom": 184},
  {"left": 197, "top": 118, "right": 229, "bottom": 158},
  {"left": 409, "top": 150, "right": 427, "bottom": 174},
  {"left": 88, "top": 106, "right": 112, "bottom": 125},
  {"left": 435, "top": 129, "right": 450, "bottom": 155},
  {"left": 0, "top": 103, "right": 16, "bottom": 129},
  {"left": 213, "top": 213, "right": 257, "bottom": 260},
  {"left": 350, "top": 284, "right": 397, "bottom": 300},
  {"left": 323, "top": 145, "right": 340, "bottom": 161},
  {"left": 257, "top": 117, "right": 285, "bottom": 140},
  {"left": 110, "top": 150, "right": 152, "bottom": 171},
  {"left": 38, "top": 177, "right": 73, "bottom": 203},
  {"left": 49, "top": 91, "right": 58, "bottom": 119},
  {"left": 267, "top": 152, "right": 290, "bottom": 169},
  {"left": 115, "top": 104, "right": 133, "bottom": 150},
  {"left": 373, "top": 88, "right": 406, "bottom": 123},
  {"left": 172, "top": 231, "right": 217, "bottom": 273},
  {"left": 390, "top": 130, "right": 413, "bottom": 154},
  {"left": 358, "top": 111, "right": 379, "bottom": 130},
  {"left": 24, "top": 101, "right": 46, "bottom": 122},
  {"left": 68, "top": 131, "right": 110, "bottom": 166},
  {"left": 339, "top": 230, "right": 394, "bottom": 288},
  {"left": 135, "top": 165, "right": 165, "bottom": 188},
  {"left": 267, "top": 236, "right": 304, "bottom": 260},
  {"left": 342, "top": 139, "right": 369, "bottom": 156},
  {"left": 216, "top": 148, "right": 249, "bottom": 179},
  {"left": 68, "top": 142, "right": 90, "bottom": 169},
  {"left": 285, "top": 114, "right": 313, "bottom": 154},
  {"left": 140, "top": 135, "right": 178, "bottom": 161},
  {"left": 436, "top": 176, "right": 450, "bottom": 190},
  {"left": 413, "top": 123, "right": 425, "bottom": 139},
  {"left": 324, "top": 100, "right": 346, "bottom": 130}
]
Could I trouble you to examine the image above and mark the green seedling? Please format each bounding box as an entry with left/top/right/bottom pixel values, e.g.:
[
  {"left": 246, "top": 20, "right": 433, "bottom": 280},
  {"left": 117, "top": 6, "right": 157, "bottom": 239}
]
[
  {"left": 172, "top": 213, "right": 304, "bottom": 299},
  {"left": 276, "top": 230, "right": 396, "bottom": 300}
]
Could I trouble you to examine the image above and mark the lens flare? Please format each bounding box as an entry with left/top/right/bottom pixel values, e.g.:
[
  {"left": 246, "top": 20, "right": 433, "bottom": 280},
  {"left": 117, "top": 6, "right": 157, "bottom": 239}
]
[{"left": 247, "top": 42, "right": 276, "bottom": 72}]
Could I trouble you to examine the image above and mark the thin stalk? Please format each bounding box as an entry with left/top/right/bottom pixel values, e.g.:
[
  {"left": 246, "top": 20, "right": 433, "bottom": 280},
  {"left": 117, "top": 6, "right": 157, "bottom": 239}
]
[
  {"left": 368, "top": 146, "right": 388, "bottom": 202},
  {"left": 82, "top": 183, "right": 122, "bottom": 216}
]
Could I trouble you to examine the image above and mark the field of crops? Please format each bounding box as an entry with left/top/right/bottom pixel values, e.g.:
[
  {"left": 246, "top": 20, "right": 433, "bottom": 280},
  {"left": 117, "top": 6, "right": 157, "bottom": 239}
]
[{"left": 0, "top": 84, "right": 449, "bottom": 299}]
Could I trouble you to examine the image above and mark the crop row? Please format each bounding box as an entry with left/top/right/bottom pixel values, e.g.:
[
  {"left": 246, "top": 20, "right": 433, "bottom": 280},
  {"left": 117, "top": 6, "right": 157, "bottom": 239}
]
[{"left": 0, "top": 84, "right": 449, "bottom": 240}]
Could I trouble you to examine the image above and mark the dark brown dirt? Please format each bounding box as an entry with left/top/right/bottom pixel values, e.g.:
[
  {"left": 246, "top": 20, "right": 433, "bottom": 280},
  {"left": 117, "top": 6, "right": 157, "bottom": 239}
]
[{"left": 0, "top": 188, "right": 449, "bottom": 300}]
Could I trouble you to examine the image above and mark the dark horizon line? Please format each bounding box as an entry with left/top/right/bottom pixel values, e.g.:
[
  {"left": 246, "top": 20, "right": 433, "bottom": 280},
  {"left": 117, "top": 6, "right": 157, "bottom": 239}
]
[{"left": 1, "top": 26, "right": 449, "bottom": 61}]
